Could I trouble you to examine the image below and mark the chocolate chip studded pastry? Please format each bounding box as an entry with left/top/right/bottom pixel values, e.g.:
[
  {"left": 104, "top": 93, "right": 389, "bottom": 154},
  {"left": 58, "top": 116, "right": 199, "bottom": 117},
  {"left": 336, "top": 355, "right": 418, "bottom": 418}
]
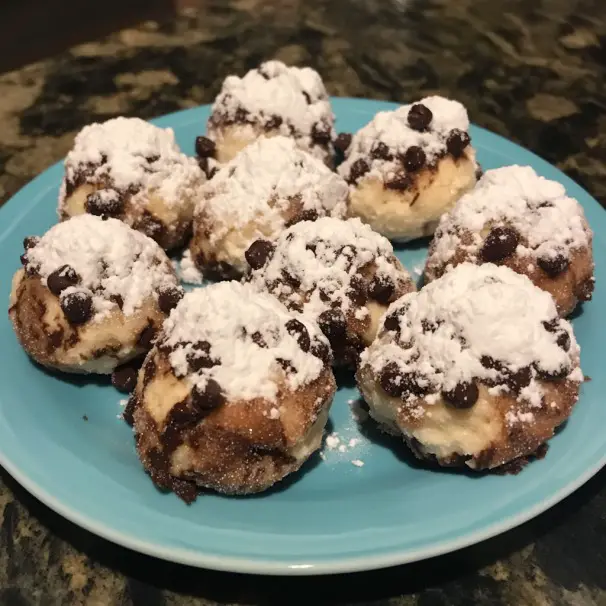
[
  {"left": 338, "top": 96, "right": 479, "bottom": 241},
  {"left": 247, "top": 217, "right": 415, "bottom": 367},
  {"left": 130, "top": 281, "right": 335, "bottom": 500},
  {"left": 189, "top": 136, "right": 349, "bottom": 280},
  {"left": 424, "top": 166, "right": 594, "bottom": 317},
  {"left": 206, "top": 60, "right": 336, "bottom": 165},
  {"left": 357, "top": 263, "right": 583, "bottom": 471},
  {"left": 9, "top": 215, "right": 183, "bottom": 374},
  {"left": 58, "top": 117, "right": 205, "bottom": 250}
]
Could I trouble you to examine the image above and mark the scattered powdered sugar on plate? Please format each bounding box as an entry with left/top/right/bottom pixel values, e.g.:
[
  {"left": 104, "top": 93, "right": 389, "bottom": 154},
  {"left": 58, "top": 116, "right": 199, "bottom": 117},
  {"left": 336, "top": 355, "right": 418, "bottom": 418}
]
[
  {"left": 339, "top": 95, "right": 470, "bottom": 181},
  {"left": 361, "top": 263, "right": 581, "bottom": 417},
  {"left": 178, "top": 249, "right": 204, "bottom": 285},
  {"left": 160, "top": 281, "right": 330, "bottom": 403},
  {"left": 24, "top": 215, "right": 178, "bottom": 319},
  {"left": 249, "top": 217, "right": 411, "bottom": 318},
  {"left": 196, "top": 136, "right": 348, "bottom": 244},
  {"left": 60, "top": 117, "right": 203, "bottom": 209},
  {"left": 208, "top": 60, "right": 334, "bottom": 159},
  {"left": 429, "top": 165, "right": 592, "bottom": 267}
]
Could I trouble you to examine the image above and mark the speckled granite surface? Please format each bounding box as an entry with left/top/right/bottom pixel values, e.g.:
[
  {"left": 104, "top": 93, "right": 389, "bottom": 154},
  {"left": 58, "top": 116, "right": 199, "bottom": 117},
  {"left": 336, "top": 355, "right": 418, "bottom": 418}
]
[{"left": 1, "top": 0, "right": 606, "bottom": 604}]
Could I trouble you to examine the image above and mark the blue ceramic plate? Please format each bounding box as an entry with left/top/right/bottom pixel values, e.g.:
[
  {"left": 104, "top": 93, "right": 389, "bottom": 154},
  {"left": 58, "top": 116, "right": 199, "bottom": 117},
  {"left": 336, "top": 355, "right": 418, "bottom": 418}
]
[{"left": 0, "top": 99, "right": 604, "bottom": 575}]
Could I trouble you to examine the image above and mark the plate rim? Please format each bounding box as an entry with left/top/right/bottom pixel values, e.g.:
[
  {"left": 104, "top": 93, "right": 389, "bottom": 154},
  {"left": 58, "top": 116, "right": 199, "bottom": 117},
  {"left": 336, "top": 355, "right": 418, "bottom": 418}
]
[{"left": 0, "top": 97, "right": 605, "bottom": 575}]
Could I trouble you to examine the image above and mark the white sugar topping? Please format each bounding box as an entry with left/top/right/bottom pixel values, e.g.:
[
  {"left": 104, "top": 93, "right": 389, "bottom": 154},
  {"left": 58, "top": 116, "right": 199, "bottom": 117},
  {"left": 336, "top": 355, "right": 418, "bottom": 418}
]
[
  {"left": 61, "top": 117, "right": 203, "bottom": 208},
  {"left": 339, "top": 95, "right": 470, "bottom": 180},
  {"left": 197, "top": 136, "right": 348, "bottom": 243},
  {"left": 161, "top": 282, "right": 328, "bottom": 402},
  {"left": 430, "top": 166, "right": 591, "bottom": 266},
  {"left": 26, "top": 215, "right": 177, "bottom": 319},
  {"left": 250, "top": 217, "right": 411, "bottom": 318},
  {"left": 210, "top": 61, "right": 333, "bottom": 143},
  {"left": 178, "top": 250, "right": 204, "bottom": 285},
  {"left": 362, "top": 263, "right": 580, "bottom": 408}
]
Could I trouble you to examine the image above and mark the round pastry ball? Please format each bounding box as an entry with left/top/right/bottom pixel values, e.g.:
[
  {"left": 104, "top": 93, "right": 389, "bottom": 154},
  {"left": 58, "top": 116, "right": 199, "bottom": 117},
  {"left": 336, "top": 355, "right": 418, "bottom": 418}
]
[
  {"left": 58, "top": 117, "right": 205, "bottom": 250},
  {"left": 206, "top": 60, "right": 335, "bottom": 165},
  {"left": 9, "top": 215, "right": 183, "bottom": 374},
  {"left": 247, "top": 217, "right": 416, "bottom": 367},
  {"left": 425, "top": 165, "right": 594, "bottom": 317},
  {"left": 130, "top": 281, "right": 335, "bottom": 499},
  {"left": 357, "top": 263, "right": 583, "bottom": 471},
  {"left": 189, "top": 136, "right": 349, "bottom": 280},
  {"left": 338, "top": 96, "right": 479, "bottom": 241}
]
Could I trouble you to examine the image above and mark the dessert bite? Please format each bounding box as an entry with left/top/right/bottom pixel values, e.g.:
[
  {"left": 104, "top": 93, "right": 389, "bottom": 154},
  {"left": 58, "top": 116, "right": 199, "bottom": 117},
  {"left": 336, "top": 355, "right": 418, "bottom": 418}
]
[
  {"left": 357, "top": 263, "right": 583, "bottom": 471},
  {"left": 247, "top": 217, "right": 415, "bottom": 367},
  {"left": 59, "top": 117, "right": 205, "bottom": 250},
  {"left": 130, "top": 281, "right": 335, "bottom": 500},
  {"left": 189, "top": 136, "right": 349, "bottom": 280},
  {"left": 10, "top": 215, "right": 182, "bottom": 374},
  {"left": 206, "top": 60, "right": 335, "bottom": 165},
  {"left": 424, "top": 165, "right": 594, "bottom": 316},
  {"left": 338, "top": 96, "right": 479, "bottom": 241}
]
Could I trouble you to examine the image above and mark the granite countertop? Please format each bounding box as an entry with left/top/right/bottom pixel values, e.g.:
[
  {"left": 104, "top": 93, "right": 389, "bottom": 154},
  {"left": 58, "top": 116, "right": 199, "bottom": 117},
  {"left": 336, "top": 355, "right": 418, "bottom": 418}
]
[{"left": 1, "top": 0, "right": 606, "bottom": 604}]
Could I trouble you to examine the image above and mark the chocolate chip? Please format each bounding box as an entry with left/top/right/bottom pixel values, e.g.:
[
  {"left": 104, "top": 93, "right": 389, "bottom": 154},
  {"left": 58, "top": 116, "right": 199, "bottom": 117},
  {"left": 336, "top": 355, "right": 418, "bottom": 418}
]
[
  {"left": 123, "top": 395, "right": 138, "bottom": 426},
  {"left": 265, "top": 115, "right": 283, "bottom": 130},
  {"left": 85, "top": 190, "right": 124, "bottom": 218},
  {"left": 348, "top": 158, "right": 370, "bottom": 184},
  {"left": 407, "top": 103, "right": 433, "bottom": 131},
  {"left": 47, "top": 265, "right": 80, "bottom": 295},
  {"left": 137, "top": 322, "right": 157, "bottom": 348},
  {"left": 318, "top": 309, "right": 347, "bottom": 345},
  {"left": 158, "top": 286, "right": 184, "bottom": 314},
  {"left": 385, "top": 174, "right": 411, "bottom": 191},
  {"left": 506, "top": 366, "right": 532, "bottom": 392},
  {"left": 285, "top": 318, "right": 311, "bottom": 352},
  {"left": 195, "top": 136, "right": 216, "bottom": 158},
  {"left": 281, "top": 269, "right": 301, "bottom": 289},
  {"left": 60, "top": 291, "right": 93, "bottom": 325},
  {"left": 347, "top": 275, "right": 367, "bottom": 306},
  {"left": 536, "top": 364, "right": 570, "bottom": 381},
  {"left": 402, "top": 146, "right": 426, "bottom": 172},
  {"left": 557, "top": 331, "right": 571, "bottom": 351},
  {"left": 442, "top": 382, "right": 478, "bottom": 409},
  {"left": 112, "top": 366, "right": 138, "bottom": 393},
  {"left": 276, "top": 358, "right": 296, "bottom": 373},
  {"left": 312, "top": 122, "right": 331, "bottom": 144},
  {"left": 371, "top": 142, "right": 392, "bottom": 160},
  {"left": 480, "top": 226, "right": 520, "bottom": 263},
  {"left": 145, "top": 154, "right": 160, "bottom": 164},
  {"left": 306, "top": 243, "right": 317, "bottom": 255},
  {"left": 334, "top": 132, "right": 352, "bottom": 153},
  {"left": 110, "top": 294, "right": 124, "bottom": 310},
  {"left": 538, "top": 201, "right": 554, "bottom": 209},
  {"left": 379, "top": 362, "right": 405, "bottom": 397},
  {"left": 169, "top": 400, "right": 202, "bottom": 427},
  {"left": 20, "top": 253, "right": 29, "bottom": 266},
  {"left": 384, "top": 307, "right": 407, "bottom": 332},
  {"left": 576, "top": 277, "right": 594, "bottom": 301},
  {"left": 310, "top": 339, "right": 332, "bottom": 364},
  {"left": 538, "top": 254, "right": 569, "bottom": 277},
  {"left": 23, "top": 236, "right": 39, "bottom": 250},
  {"left": 137, "top": 214, "right": 165, "bottom": 241},
  {"left": 421, "top": 319, "right": 442, "bottom": 333},
  {"left": 187, "top": 349, "right": 219, "bottom": 371},
  {"left": 446, "top": 129, "right": 471, "bottom": 158},
  {"left": 286, "top": 208, "right": 319, "bottom": 227},
  {"left": 250, "top": 331, "right": 267, "bottom": 348},
  {"left": 245, "top": 239, "right": 275, "bottom": 270},
  {"left": 369, "top": 275, "right": 395, "bottom": 304},
  {"left": 191, "top": 378, "right": 225, "bottom": 411},
  {"left": 542, "top": 318, "right": 559, "bottom": 333}
]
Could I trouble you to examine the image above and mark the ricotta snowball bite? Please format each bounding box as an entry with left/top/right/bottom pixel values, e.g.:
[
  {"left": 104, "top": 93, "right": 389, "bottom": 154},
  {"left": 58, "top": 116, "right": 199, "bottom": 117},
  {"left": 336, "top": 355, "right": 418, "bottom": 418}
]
[
  {"left": 9, "top": 215, "right": 183, "bottom": 374},
  {"left": 58, "top": 117, "right": 205, "bottom": 250},
  {"left": 206, "top": 60, "right": 335, "bottom": 165},
  {"left": 425, "top": 165, "right": 594, "bottom": 316},
  {"left": 247, "top": 217, "right": 416, "bottom": 367},
  {"left": 189, "top": 136, "right": 349, "bottom": 280},
  {"left": 357, "top": 263, "right": 583, "bottom": 471},
  {"left": 130, "top": 281, "right": 335, "bottom": 500},
  {"left": 338, "top": 96, "right": 479, "bottom": 241}
]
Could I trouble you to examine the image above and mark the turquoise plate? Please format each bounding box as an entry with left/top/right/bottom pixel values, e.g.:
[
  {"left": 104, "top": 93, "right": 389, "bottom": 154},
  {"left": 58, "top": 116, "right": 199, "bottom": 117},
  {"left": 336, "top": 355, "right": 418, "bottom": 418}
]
[{"left": 0, "top": 99, "right": 604, "bottom": 575}]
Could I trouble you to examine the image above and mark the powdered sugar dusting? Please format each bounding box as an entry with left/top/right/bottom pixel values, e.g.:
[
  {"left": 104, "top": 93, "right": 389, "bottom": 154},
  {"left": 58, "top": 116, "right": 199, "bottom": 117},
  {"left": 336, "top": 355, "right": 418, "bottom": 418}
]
[
  {"left": 196, "top": 136, "right": 348, "bottom": 244},
  {"left": 249, "top": 217, "right": 412, "bottom": 319},
  {"left": 429, "top": 166, "right": 591, "bottom": 268},
  {"left": 60, "top": 117, "right": 203, "bottom": 209},
  {"left": 361, "top": 263, "right": 581, "bottom": 414},
  {"left": 25, "top": 215, "right": 178, "bottom": 320},
  {"left": 160, "top": 282, "right": 329, "bottom": 402},
  {"left": 209, "top": 60, "right": 334, "bottom": 160},
  {"left": 178, "top": 249, "right": 204, "bottom": 285},
  {"left": 339, "top": 95, "right": 470, "bottom": 181}
]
